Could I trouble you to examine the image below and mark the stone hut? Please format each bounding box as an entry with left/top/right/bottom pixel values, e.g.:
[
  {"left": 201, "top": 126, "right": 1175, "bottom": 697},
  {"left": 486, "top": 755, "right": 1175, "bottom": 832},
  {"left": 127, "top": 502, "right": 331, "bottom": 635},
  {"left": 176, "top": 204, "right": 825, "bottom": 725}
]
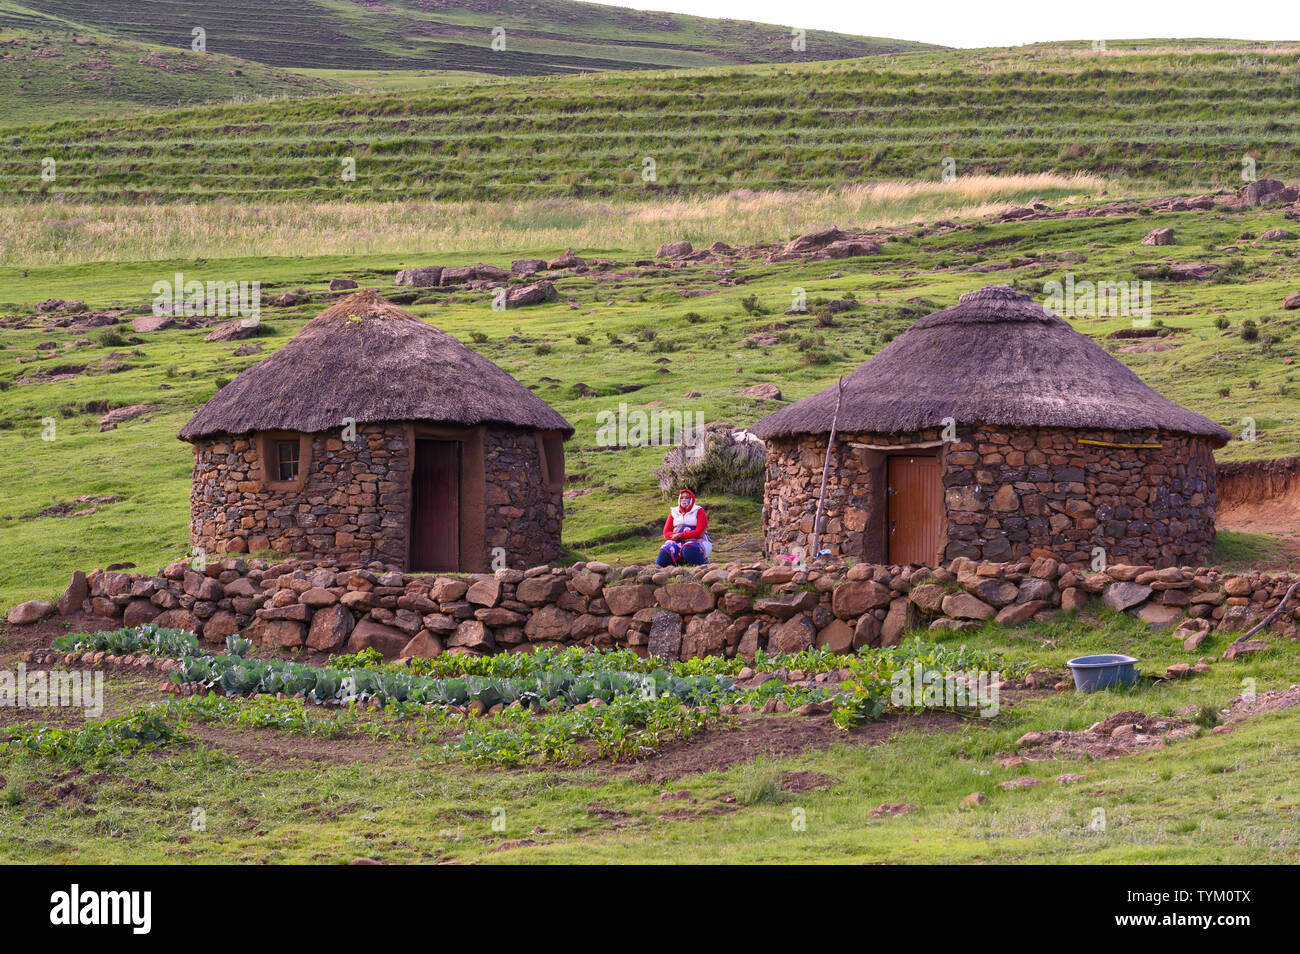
[
  {"left": 178, "top": 289, "right": 573, "bottom": 572},
  {"left": 749, "top": 285, "right": 1230, "bottom": 569}
]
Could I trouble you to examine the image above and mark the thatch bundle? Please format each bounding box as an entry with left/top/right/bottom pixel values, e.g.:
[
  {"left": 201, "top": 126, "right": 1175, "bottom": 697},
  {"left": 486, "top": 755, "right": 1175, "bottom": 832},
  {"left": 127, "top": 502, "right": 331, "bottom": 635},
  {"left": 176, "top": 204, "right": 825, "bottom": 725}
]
[
  {"left": 179, "top": 289, "right": 572, "bottom": 441},
  {"left": 750, "top": 285, "right": 1229, "bottom": 444}
]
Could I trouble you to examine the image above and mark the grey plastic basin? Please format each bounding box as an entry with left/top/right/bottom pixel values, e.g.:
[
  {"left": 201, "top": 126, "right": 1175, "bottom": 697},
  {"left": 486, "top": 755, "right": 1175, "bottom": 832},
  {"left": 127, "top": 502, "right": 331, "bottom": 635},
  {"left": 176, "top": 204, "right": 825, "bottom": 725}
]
[{"left": 1066, "top": 654, "right": 1139, "bottom": 692}]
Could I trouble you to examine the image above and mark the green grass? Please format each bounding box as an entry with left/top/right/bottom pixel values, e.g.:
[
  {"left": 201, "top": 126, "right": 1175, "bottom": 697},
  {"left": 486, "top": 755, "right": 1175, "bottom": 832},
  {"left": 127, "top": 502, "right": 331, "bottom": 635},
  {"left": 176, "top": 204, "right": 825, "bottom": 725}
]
[
  {"left": 2, "top": 200, "right": 1299, "bottom": 606},
  {"left": 3, "top": 613, "right": 1297, "bottom": 863},
  {"left": 3, "top": 41, "right": 1299, "bottom": 202}
]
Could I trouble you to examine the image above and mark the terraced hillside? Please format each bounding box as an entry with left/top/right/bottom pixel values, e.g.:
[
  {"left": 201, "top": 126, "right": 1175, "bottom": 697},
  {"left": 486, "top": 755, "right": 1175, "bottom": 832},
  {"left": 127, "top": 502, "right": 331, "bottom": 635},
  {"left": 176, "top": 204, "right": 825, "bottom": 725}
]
[
  {"left": 6, "top": 0, "right": 935, "bottom": 75},
  {"left": 4, "top": 43, "right": 1300, "bottom": 202}
]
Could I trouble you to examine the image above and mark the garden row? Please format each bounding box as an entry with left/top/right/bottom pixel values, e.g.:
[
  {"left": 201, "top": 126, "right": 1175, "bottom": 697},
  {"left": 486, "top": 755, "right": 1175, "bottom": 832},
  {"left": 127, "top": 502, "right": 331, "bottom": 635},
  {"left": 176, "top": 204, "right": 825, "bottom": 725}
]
[{"left": 9, "top": 550, "right": 1296, "bottom": 663}]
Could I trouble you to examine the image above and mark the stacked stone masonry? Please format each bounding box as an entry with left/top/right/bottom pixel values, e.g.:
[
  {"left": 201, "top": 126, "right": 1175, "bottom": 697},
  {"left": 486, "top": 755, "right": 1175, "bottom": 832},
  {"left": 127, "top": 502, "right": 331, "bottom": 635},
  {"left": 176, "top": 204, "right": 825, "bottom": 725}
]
[
  {"left": 762, "top": 425, "right": 1218, "bottom": 568},
  {"left": 18, "top": 552, "right": 1295, "bottom": 662}
]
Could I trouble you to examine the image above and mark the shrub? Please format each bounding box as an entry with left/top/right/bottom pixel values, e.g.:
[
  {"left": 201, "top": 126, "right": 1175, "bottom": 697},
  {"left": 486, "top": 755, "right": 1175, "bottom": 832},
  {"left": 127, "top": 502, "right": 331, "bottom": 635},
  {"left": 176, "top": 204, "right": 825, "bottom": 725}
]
[
  {"left": 1240, "top": 320, "right": 1259, "bottom": 342},
  {"left": 654, "top": 421, "right": 766, "bottom": 499}
]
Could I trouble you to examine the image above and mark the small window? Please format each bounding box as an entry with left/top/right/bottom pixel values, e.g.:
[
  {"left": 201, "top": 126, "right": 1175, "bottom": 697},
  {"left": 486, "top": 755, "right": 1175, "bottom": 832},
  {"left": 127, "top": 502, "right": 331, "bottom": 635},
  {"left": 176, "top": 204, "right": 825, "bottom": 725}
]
[
  {"left": 543, "top": 435, "right": 564, "bottom": 487},
  {"left": 276, "top": 440, "right": 300, "bottom": 482}
]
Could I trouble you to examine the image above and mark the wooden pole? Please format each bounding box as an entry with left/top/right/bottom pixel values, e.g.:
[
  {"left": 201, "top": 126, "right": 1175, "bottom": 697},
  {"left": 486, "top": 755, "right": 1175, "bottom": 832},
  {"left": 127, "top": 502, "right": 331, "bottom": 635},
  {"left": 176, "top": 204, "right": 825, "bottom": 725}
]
[
  {"left": 809, "top": 376, "right": 845, "bottom": 562},
  {"left": 1234, "top": 578, "right": 1300, "bottom": 644}
]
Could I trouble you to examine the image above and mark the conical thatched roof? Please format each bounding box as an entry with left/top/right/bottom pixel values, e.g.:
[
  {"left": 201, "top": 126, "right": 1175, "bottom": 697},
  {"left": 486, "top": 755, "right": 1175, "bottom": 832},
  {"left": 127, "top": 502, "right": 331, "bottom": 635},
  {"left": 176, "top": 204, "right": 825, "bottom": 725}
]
[
  {"left": 750, "top": 285, "right": 1229, "bottom": 446},
  {"left": 179, "top": 289, "right": 572, "bottom": 441}
]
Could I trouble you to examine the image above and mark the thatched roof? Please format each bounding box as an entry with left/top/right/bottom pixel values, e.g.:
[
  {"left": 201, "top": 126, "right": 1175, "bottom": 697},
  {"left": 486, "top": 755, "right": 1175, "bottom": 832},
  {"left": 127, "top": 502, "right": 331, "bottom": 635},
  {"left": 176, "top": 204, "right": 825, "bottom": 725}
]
[
  {"left": 750, "top": 285, "right": 1230, "bottom": 446},
  {"left": 179, "top": 289, "right": 572, "bottom": 441}
]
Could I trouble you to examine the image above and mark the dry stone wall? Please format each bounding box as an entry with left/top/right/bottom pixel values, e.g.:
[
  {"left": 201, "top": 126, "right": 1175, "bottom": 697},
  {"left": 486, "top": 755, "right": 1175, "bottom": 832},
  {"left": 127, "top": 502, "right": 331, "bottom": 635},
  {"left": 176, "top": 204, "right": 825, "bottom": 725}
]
[
  {"left": 483, "top": 427, "right": 563, "bottom": 568},
  {"left": 16, "top": 552, "right": 1296, "bottom": 661},
  {"left": 762, "top": 426, "right": 1219, "bottom": 569},
  {"left": 190, "top": 422, "right": 408, "bottom": 565}
]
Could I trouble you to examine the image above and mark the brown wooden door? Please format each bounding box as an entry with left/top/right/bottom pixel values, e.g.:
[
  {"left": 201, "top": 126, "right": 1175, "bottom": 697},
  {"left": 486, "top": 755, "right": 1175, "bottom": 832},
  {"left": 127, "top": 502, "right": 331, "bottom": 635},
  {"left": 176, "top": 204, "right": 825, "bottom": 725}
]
[
  {"left": 410, "top": 439, "right": 460, "bottom": 571},
  {"left": 887, "top": 455, "right": 942, "bottom": 565}
]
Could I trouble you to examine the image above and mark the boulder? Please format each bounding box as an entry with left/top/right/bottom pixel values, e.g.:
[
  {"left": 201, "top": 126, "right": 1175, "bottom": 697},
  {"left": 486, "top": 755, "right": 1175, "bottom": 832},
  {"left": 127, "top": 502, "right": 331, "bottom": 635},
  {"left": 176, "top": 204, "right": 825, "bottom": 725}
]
[
  {"left": 307, "top": 604, "right": 354, "bottom": 651},
  {"left": 1136, "top": 603, "right": 1181, "bottom": 629},
  {"left": 402, "top": 631, "right": 444, "bottom": 658},
  {"left": 767, "top": 614, "right": 816, "bottom": 654},
  {"left": 1102, "top": 581, "right": 1153, "bottom": 612},
  {"left": 510, "top": 259, "right": 547, "bottom": 277},
  {"left": 995, "top": 601, "right": 1045, "bottom": 627},
  {"left": 346, "top": 619, "right": 409, "bottom": 657},
  {"left": 395, "top": 266, "right": 443, "bottom": 287},
  {"left": 132, "top": 314, "right": 173, "bottom": 333},
  {"left": 329, "top": 278, "right": 358, "bottom": 291},
  {"left": 655, "top": 582, "right": 714, "bottom": 615},
  {"left": 122, "top": 598, "right": 161, "bottom": 629},
  {"left": 523, "top": 605, "right": 573, "bottom": 641},
  {"left": 880, "top": 598, "right": 913, "bottom": 645},
  {"left": 152, "top": 609, "right": 199, "bottom": 633},
  {"left": 251, "top": 619, "right": 305, "bottom": 648},
  {"left": 681, "top": 611, "right": 731, "bottom": 658},
  {"left": 440, "top": 263, "right": 509, "bottom": 285},
  {"left": 1172, "top": 617, "right": 1211, "bottom": 651},
  {"left": 656, "top": 240, "right": 694, "bottom": 259},
  {"left": 547, "top": 248, "right": 585, "bottom": 270},
  {"left": 1017, "top": 578, "right": 1056, "bottom": 603},
  {"left": 736, "top": 383, "right": 782, "bottom": 401},
  {"left": 815, "top": 618, "right": 854, "bottom": 654},
  {"left": 907, "top": 582, "right": 946, "bottom": 615},
  {"left": 822, "top": 239, "right": 880, "bottom": 258},
  {"left": 1222, "top": 639, "right": 1269, "bottom": 660},
  {"left": 57, "top": 571, "right": 89, "bottom": 616},
  {"left": 517, "top": 576, "right": 566, "bottom": 606},
  {"left": 604, "top": 584, "right": 655, "bottom": 616},
  {"left": 1141, "top": 227, "right": 1174, "bottom": 246},
  {"left": 941, "top": 593, "right": 995, "bottom": 621},
  {"left": 505, "top": 280, "right": 557, "bottom": 307},
  {"left": 202, "top": 610, "right": 241, "bottom": 645},
  {"left": 447, "top": 620, "right": 494, "bottom": 653},
  {"left": 204, "top": 319, "right": 257, "bottom": 342},
  {"left": 832, "top": 580, "right": 893, "bottom": 618},
  {"left": 6, "top": 600, "right": 53, "bottom": 625},
  {"left": 466, "top": 576, "right": 502, "bottom": 607},
  {"left": 647, "top": 610, "right": 683, "bottom": 660}
]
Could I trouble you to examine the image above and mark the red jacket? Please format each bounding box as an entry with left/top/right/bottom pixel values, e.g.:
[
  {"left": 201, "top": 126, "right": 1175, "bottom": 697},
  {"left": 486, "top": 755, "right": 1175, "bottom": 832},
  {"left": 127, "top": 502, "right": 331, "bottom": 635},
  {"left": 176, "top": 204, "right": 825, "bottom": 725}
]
[{"left": 663, "top": 506, "right": 708, "bottom": 542}]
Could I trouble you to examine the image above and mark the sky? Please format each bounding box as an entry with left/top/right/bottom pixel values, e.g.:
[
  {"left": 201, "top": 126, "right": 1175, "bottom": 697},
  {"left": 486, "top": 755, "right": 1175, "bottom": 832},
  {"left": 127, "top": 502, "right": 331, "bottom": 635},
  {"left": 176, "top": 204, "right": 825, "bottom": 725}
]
[{"left": 588, "top": 0, "right": 1300, "bottom": 48}]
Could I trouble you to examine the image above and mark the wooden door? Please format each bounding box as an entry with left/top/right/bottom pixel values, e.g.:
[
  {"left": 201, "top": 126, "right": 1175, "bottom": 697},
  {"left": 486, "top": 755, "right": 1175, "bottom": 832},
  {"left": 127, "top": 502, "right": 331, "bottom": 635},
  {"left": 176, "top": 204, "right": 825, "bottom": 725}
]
[
  {"left": 410, "top": 439, "right": 460, "bottom": 571},
  {"left": 887, "top": 455, "right": 942, "bottom": 565}
]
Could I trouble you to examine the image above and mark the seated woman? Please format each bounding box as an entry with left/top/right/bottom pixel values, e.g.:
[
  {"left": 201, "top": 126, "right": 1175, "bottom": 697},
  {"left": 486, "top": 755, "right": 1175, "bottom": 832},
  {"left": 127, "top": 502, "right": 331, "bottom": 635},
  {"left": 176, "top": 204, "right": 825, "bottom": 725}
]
[{"left": 656, "top": 488, "right": 713, "bottom": 566}]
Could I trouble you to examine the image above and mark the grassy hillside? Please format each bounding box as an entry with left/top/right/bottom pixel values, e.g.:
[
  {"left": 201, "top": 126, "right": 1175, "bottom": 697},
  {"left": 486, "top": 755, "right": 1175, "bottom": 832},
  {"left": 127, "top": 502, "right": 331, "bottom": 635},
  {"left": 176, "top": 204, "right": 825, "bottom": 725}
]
[
  {"left": 1, "top": 195, "right": 1297, "bottom": 606},
  {"left": 3, "top": 43, "right": 1299, "bottom": 202},
  {"left": 0, "top": 23, "right": 344, "bottom": 124},
  {"left": 7, "top": 0, "right": 938, "bottom": 75}
]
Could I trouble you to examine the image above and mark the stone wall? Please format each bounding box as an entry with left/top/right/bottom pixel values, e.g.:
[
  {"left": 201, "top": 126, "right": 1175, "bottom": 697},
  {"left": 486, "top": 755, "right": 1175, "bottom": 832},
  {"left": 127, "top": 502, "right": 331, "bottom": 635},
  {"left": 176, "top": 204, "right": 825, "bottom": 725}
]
[
  {"left": 18, "top": 552, "right": 1295, "bottom": 661},
  {"left": 483, "top": 427, "right": 563, "bottom": 568},
  {"left": 762, "top": 426, "right": 1219, "bottom": 569},
  {"left": 190, "top": 422, "right": 409, "bottom": 565}
]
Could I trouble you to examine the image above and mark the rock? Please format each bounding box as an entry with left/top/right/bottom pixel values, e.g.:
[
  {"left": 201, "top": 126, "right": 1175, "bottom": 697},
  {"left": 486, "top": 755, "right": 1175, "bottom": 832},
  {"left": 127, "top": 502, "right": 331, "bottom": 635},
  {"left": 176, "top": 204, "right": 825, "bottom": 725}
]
[
  {"left": 204, "top": 320, "right": 257, "bottom": 342},
  {"left": 647, "top": 610, "right": 683, "bottom": 660},
  {"left": 1017, "top": 578, "right": 1056, "bottom": 603},
  {"left": 754, "top": 591, "right": 816, "bottom": 620},
  {"left": 1283, "top": 292, "right": 1300, "bottom": 310},
  {"left": 1136, "top": 603, "right": 1181, "bottom": 629},
  {"left": 250, "top": 619, "right": 305, "bottom": 648},
  {"left": 6, "top": 600, "right": 53, "bottom": 625},
  {"left": 1165, "top": 663, "right": 1193, "bottom": 679},
  {"left": 132, "top": 313, "right": 173, "bottom": 333},
  {"left": 767, "top": 614, "right": 816, "bottom": 654},
  {"left": 655, "top": 582, "right": 714, "bottom": 615},
  {"left": 307, "top": 604, "right": 354, "bottom": 651},
  {"left": 402, "top": 631, "right": 443, "bottom": 658},
  {"left": 1172, "top": 617, "right": 1211, "bottom": 651},
  {"left": 1217, "top": 605, "right": 1257, "bottom": 633},
  {"left": 466, "top": 577, "right": 503, "bottom": 607},
  {"left": 57, "top": 570, "right": 89, "bottom": 616},
  {"left": 441, "top": 263, "right": 510, "bottom": 285},
  {"left": 447, "top": 620, "right": 494, "bottom": 653},
  {"left": 995, "top": 601, "right": 1046, "bottom": 626},
  {"left": 122, "top": 598, "right": 161, "bottom": 628},
  {"left": 880, "top": 598, "right": 913, "bottom": 645},
  {"left": 510, "top": 259, "right": 546, "bottom": 277},
  {"left": 822, "top": 239, "right": 881, "bottom": 258},
  {"left": 1141, "top": 227, "right": 1174, "bottom": 246},
  {"left": 736, "top": 383, "right": 782, "bottom": 401},
  {"left": 940, "top": 593, "right": 995, "bottom": 621},
  {"left": 202, "top": 610, "right": 241, "bottom": 644},
  {"left": 152, "top": 609, "right": 199, "bottom": 633},
  {"left": 814, "top": 618, "right": 854, "bottom": 654},
  {"left": 97, "top": 404, "right": 154, "bottom": 430},
  {"left": 868, "top": 802, "right": 918, "bottom": 818},
  {"left": 395, "top": 266, "right": 443, "bottom": 287},
  {"left": 604, "top": 584, "right": 655, "bottom": 616},
  {"left": 505, "top": 280, "right": 558, "bottom": 307},
  {"left": 1221, "top": 639, "right": 1269, "bottom": 661},
  {"left": 681, "top": 611, "right": 731, "bottom": 658},
  {"left": 908, "top": 582, "right": 946, "bottom": 614},
  {"left": 299, "top": 587, "right": 338, "bottom": 608},
  {"left": 959, "top": 792, "right": 988, "bottom": 810},
  {"left": 963, "top": 576, "right": 1018, "bottom": 607},
  {"left": 656, "top": 240, "right": 694, "bottom": 259},
  {"left": 517, "top": 576, "right": 566, "bottom": 606},
  {"left": 547, "top": 248, "right": 585, "bottom": 270},
  {"left": 1102, "top": 581, "right": 1153, "bottom": 612},
  {"left": 346, "top": 619, "right": 409, "bottom": 658},
  {"left": 1238, "top": 178, "right": 1294, "bottom": 206},
  {"left": 782, "top": 227, "right": 850, "bottom": 256},
  {"left": 1167, "top": 262, "right": 1220, "bottom": 281},
  {"left": 832, "top": 580, "right": 893, "bottom": 617},
  {"left": 998, "top": 777, "right": 1041, "bottom": 791},
  {"left": 524, "top": 605, "right": 573, "bottom": 641},
  {"left": 329, "top": 278, "right": 358, "bottom": 291},
  {"left": 1060, "top": 587, "right": 1088, "bottom": 612}
]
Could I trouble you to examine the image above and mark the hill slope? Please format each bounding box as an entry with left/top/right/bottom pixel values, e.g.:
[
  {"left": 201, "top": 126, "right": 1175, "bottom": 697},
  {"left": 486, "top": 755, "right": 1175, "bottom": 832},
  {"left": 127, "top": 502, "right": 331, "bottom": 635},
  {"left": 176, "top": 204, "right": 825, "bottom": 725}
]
[
  {"left": 3, "top": 43, "right": 1300, "bottom": 201},
  {"left": 7, "top": 0, "right": 940, "bottom": 74}
]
